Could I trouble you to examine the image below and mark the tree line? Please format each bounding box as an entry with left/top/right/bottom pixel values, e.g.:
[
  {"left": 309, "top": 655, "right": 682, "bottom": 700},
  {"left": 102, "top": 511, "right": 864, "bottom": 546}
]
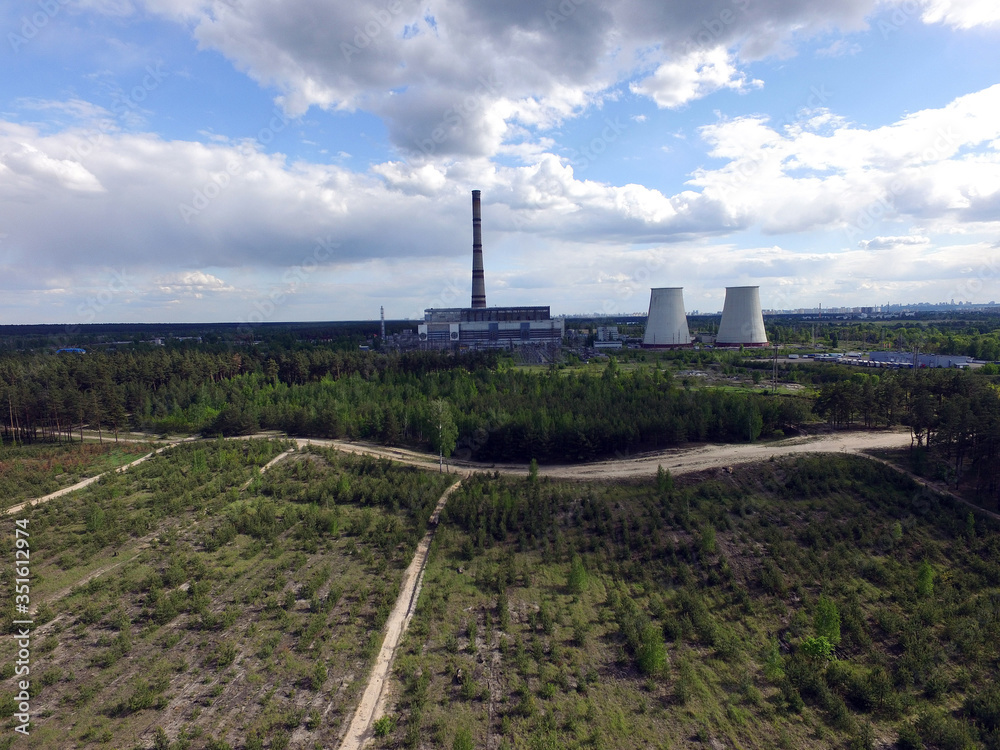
[
  {"left": 815, "top": 369, "right": 1000, "bottom": 502},
  {"left": 1, "top": 347, "right": 809, "bottom": 463}
]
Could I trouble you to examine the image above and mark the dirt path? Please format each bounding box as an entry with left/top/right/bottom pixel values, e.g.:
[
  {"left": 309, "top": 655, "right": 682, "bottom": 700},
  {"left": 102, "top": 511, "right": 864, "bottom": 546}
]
[
  {"left": 239, "top": 446, "right": 298, "bottom": 490},
  {"left": 536, "top": 429, "right": 914, "bottom": 480},
  {"left": 864, "top": 455, "right": 1000, "bottom": 523},
  {"left": 294, "top": 429, "right": 914, "bottom": 482},
  {"left": 2, "top": 437, "right": 196, "bottom": 517},
  {"left": 337, "top": 479, "right": 464, "bottom": 750}
]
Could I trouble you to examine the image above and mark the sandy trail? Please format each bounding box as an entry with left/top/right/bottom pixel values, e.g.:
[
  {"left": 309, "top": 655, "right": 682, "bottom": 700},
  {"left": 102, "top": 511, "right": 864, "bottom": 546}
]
[
  {"left": 2, "top": 437, "right": 196, "bottom": 517},
  {"left": 296, "top": 429, "right": 914, "bottom": 482},
  {"left": 337, "top": 479, "right": 463, "bottom": 750},
  {"left": 239, "top": 447, "right": 298, "bottom": 489},
  {"left": 536, "top": 429, "right": 914, "bottom": 480}
]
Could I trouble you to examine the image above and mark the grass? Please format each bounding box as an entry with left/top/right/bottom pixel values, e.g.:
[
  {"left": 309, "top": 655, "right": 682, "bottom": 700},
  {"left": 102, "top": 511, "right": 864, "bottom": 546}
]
[
  {"left": 4, "top": 440, "right": 997, "bottom": 750},
  {"left": 0, "top": 439, "right": 451, "bottom": 749},
  {"left": 379, "top": 454, "right": 1000, "bottom": 749},
  {"left": 0, "top": 441, "right": 156, "bottom": 510}
]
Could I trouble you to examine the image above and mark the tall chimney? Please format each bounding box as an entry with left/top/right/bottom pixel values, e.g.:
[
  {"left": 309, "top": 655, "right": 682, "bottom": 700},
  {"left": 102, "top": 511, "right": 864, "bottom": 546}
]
[{"left": 471, "top": 189, "right": 486, "bottom": 308}]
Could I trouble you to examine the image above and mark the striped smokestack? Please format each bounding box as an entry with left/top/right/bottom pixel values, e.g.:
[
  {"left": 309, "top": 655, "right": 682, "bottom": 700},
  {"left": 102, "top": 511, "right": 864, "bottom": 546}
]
[{"left": 471, "top": 189, "right": 486, "bottom": 308}]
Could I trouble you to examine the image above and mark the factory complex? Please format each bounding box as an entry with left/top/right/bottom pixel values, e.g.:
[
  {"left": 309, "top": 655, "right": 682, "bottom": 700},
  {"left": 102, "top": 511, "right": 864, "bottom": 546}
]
[
  {"left": 411, "top": 190, "right": 768, "bottom": 351},
  {"left": 417, "top": 190, "right": 564, "bottom": 350}
]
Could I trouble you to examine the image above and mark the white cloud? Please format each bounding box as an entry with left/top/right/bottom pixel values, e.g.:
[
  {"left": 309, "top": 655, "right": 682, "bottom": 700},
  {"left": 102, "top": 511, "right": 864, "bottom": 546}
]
[
  {"left": 630, "top": 47, "right": 763, "bottom": 109},
  {"left": 858, "top": 235, "right": 930, "bottom": 250},
  {"left": 0, "top": 140, "right": 105, "bottom": 193},
  {"left": 815, "top": 38, "right": 862, "bottom": 57},
  {"left": 155, "top": 270, "right": 235, "bottom": 294},
  {"left": 111, "top": 0, "right": 907, "bottom": 159},
  {"left": 689, "top": 84, "right": 1000, "bottom": 235},
  {"left": 920, "top": 0, "right": 1000, "bottom": 29}
]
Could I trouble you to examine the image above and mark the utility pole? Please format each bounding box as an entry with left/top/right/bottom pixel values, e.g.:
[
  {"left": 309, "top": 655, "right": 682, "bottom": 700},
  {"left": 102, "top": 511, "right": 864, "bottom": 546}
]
[{"left": 437, "top": 400, "right": 444, "bottom": 472}]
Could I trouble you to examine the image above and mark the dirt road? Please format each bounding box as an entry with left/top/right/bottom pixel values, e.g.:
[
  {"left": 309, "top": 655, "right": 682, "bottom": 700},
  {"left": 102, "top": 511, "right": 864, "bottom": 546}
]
[
  {"left": 536, "top": 429, "right": 914, "bottom": 480},
  {"left": 298, "top": 429, "right": 914, "bottom": 482},
  {"left": 337, "top": 479, "right": 464, "bottom": 750},
  {"left": 2, "top": 437, "right": 196, "bottom": 517}
]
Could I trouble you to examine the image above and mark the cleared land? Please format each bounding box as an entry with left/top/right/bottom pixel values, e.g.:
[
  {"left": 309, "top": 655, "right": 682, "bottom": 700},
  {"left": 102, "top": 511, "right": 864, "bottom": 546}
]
[
  {"left": 379, "top": 455, "right": 1000, "bottom": 750},
  {"left": 0, "top": 440, "right": 451, "bottom": 749},
  {"left": 3, "top": 429, "right": 995, "bottom": 750}
]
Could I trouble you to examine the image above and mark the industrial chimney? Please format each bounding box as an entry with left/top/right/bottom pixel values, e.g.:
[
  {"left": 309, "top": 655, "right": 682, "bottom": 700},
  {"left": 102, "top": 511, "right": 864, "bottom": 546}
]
[
  {"left": 643, "top": 288, "right": 690, "bottom": 348},
  {"left": 716, "top": 286, "right": 768, "bottom": 346},
  {"left": 471, "top": 190, "right": 486, "bottom": 309}
]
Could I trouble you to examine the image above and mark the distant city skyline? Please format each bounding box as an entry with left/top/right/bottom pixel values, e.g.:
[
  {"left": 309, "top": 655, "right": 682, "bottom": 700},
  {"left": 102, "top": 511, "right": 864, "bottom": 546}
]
[{"left": 1, "top": 0, "right": 999, "bottom": 324}]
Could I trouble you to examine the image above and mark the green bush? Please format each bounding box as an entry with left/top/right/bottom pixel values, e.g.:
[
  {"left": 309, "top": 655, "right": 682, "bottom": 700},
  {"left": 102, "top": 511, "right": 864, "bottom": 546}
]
[
  {"left": 453, "top": 728, "right": 474, "bottom": 750},
  {"left": 636, "top": 624, "right": 667, "bottom": 676},
  {"left": 373, "top": 715, "right": 396, "bottom": 737}
]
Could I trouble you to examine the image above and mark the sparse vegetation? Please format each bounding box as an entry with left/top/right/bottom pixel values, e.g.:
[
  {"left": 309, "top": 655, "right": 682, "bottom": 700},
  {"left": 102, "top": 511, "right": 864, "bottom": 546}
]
[
  {"left": 379, "top": 454, "right": 1000, "bottom": 749},
  {"left": 0, "top": 439, "right": 450, "bottom": 748}
]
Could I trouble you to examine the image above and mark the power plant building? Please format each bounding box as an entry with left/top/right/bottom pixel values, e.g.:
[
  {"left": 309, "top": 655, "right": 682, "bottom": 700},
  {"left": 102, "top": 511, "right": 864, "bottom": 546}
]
[
  {"left": 716, "top": 286, "right": 768, "bottom": 347},
  {"left": 418, "top": 191, "right": 564, "bottom": 349},
  {"left": 643, "top": 287, "right": 691, "bottom": 348}
]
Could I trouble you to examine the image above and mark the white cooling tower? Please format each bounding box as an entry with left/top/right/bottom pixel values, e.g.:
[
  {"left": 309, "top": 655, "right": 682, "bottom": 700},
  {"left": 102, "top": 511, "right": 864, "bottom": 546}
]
[
  {"left": 643, "top": 288, "right": 691, "bottom": 348},
  {"left": 716, "top": 286, "right": 768, "bottom": 346}
]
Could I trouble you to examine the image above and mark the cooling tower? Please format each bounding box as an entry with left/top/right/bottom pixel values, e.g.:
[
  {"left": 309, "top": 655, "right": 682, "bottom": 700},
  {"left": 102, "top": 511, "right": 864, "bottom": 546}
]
[
  {"left": 716, "top": 286, "right": 768, "bottom": 346},
  {"left": 643, "top": 288, "right": 691, "bottom": 348},
  {"left": 471, "top": 190, "right": 486, "bottom": 308}
]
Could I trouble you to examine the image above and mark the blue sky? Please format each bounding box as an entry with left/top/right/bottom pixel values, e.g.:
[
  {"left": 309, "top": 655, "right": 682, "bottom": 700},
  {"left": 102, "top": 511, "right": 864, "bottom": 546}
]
[{"left": 1, "top": 0, "right": 999, "bottom": 324}]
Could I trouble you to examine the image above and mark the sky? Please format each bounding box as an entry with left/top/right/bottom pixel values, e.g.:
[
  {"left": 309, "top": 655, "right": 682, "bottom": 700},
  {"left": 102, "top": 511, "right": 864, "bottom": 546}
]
[{"left": 1, "top": 0, "right": 999, "bottom": 325}]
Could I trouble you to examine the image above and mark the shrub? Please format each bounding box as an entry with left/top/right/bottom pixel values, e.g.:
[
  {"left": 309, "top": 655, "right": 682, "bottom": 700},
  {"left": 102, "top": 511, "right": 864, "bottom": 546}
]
[
  {"left": 800, "top": 636, "right": 834, "bottom": 661},
  {"left": 373, "top": 715, "right": 396, "bottom": 737},
  {"left": 964, "top": 686, "right": 1000, "bottom": 732},
  {"left": 917, "top": 561, "right": 934, "bottom": 598},
  {"left": 453, "top": 728, "right": 474, "bottom": 750},
  {"left": 636, "top": 624, "right": 667, "bottom": 676},
  {"left": 815, "top": 596, "right": 841, "bottom": 645},
  {"left": 567, "top": 555, "right": 588, "bottom": 594}
]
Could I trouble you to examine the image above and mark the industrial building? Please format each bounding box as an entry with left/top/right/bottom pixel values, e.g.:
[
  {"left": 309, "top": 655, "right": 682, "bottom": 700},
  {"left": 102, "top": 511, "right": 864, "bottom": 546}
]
[
  {"left": 642, "top": 288, "right": 691, "bottom": 348},
  {"left": 716, "top": 286, "right": 768, "bottom": 347},
  {"left": 418, "top": 191, "right": 564, "bottom": 349},
  {"left": 868, "top": 351, "right": 974, "bottom": 368}
]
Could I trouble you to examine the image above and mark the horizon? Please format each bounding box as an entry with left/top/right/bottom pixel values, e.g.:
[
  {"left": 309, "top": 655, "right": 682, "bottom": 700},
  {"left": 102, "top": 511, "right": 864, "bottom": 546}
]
[{"left": 4, "top": 297, "right": 1000, "bottom": 331}]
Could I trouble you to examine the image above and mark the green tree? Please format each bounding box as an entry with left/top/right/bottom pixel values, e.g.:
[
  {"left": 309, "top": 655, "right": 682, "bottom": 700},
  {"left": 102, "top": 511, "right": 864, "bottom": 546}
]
[
  {"left": 917, "top": 560, "right": 934, "bottom": 598},
  {"left": 567, "top": 555, "right": 588, "bottom": 594},
  {"left": 637, "top": 624, "right": 668, "bottom": 676},
  {"left": 453, "top": 728, "right": 474, "bottom": 750},
  {"left": 656, "top": 465, "right": 673, "bottom": 495},
  {"left": 800, "top": 635, "right": 834, "bottom": 660},
  {"left": 814, "top": 596, "right": 841, "bottom": 645},
  {"left": 431, "top": 400, "right": 458, "bottom": 459}
]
